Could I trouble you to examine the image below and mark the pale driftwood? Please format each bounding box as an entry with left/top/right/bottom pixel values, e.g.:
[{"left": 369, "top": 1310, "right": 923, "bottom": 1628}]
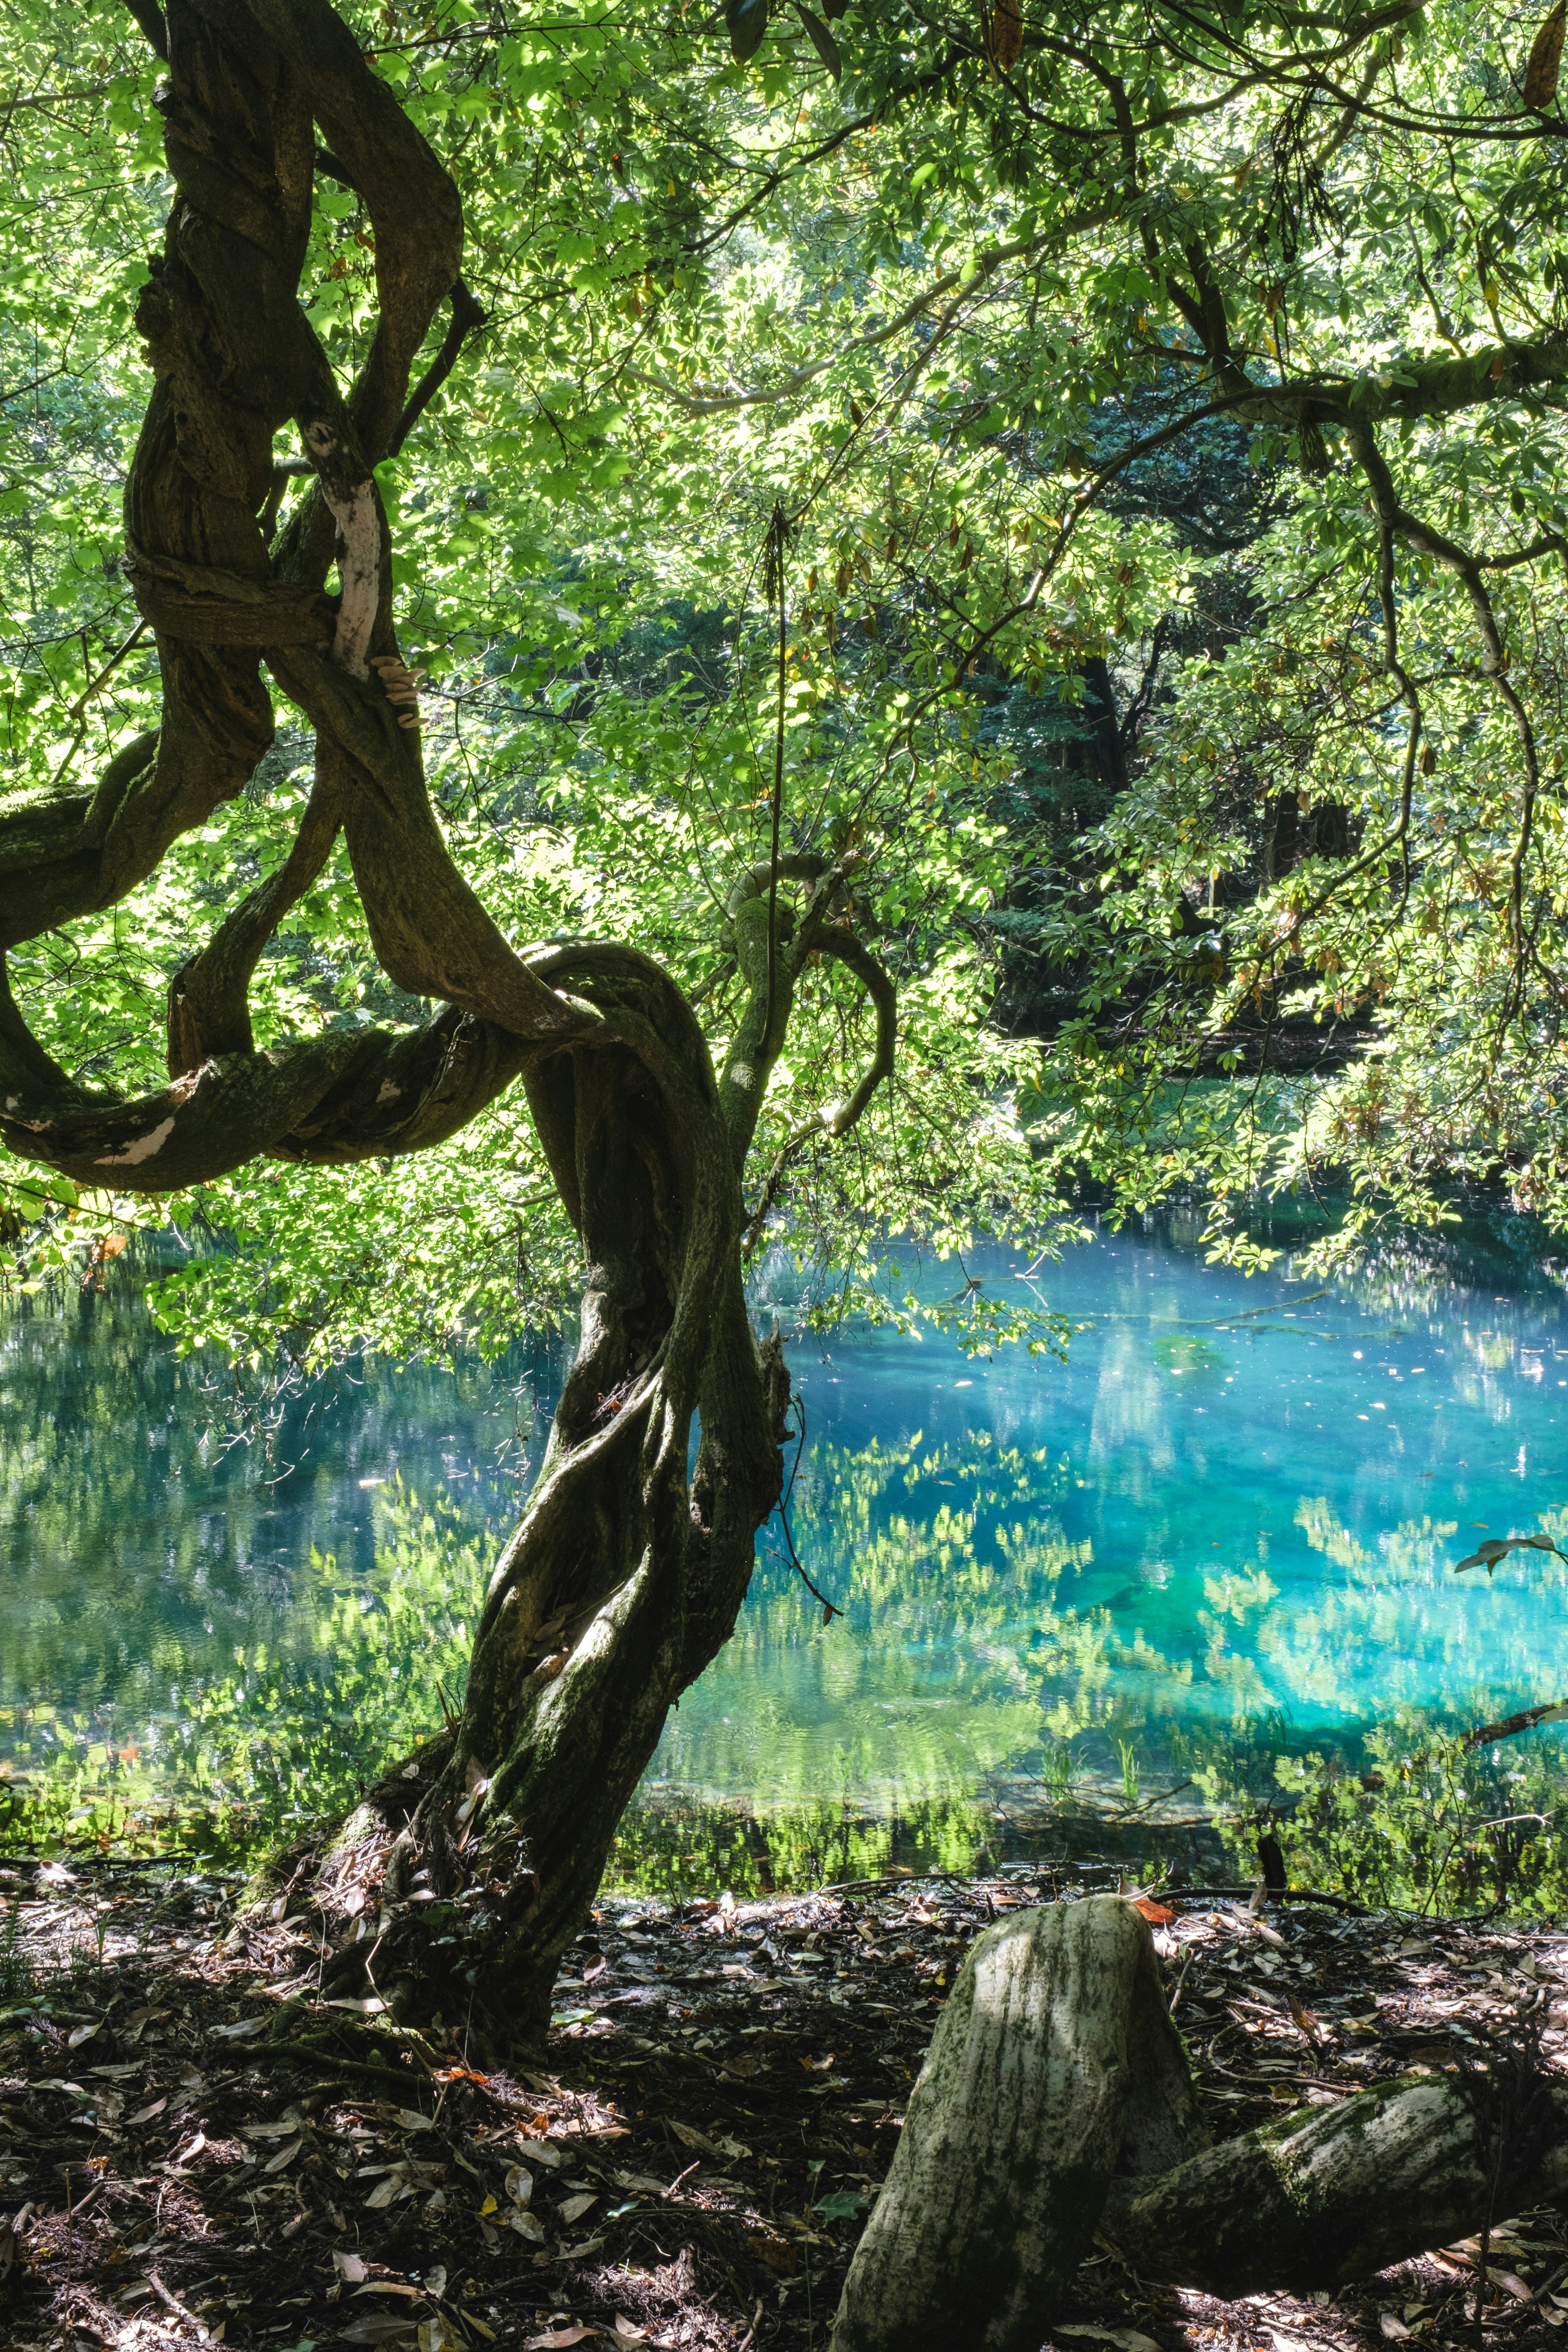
[
  {"left": 1101, "top": 2074, "right": 1568, "bottom": 2298},
  {"left": 829, "top": 1895, "right": 1209, "bottom": 2352}
]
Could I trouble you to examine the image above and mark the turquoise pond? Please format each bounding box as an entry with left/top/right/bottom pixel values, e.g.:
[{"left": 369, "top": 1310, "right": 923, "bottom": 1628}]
[{"left": 4, "top": 1216, "right": 1568, "bottom": 1832}]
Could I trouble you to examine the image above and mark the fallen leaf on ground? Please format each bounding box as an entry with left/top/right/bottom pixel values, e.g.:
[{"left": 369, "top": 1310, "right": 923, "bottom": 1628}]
[
  {"left": 263, "top": 2137, "right": 303, "bottom": 2173},
  {"left": 127, "top": 2097, "right": 167, "bottom": 2126},
  {"left": 334, "top": 2251, "right": 369, "bottom": 2284},
  {"left": 355, "top": 2283, "right": 426, "bottom": 2299},
  {"left": 424, "top": 2267, "right": 447, "bottom": 2301},
  {"left": 209, "top": 2014, "right": 267, "bottom": 2039},
  {"left": 66, "top": 2020, "right": 102, "bottom": 2049},
  {"left": 558, "top": 2191, "right": 598, "bottom": 2224},
  {"left": 1130, "top": 1898, "right": 1175, "bottom": 1924},
  {"left": 613, "top": 2320, "right": 647, "bottom": 2343},
  {"left": 523, "top": 2331, "right": 597, "bottom": 2349},
  {"left": 339, "top": 2317, "right": 418, "bottom": 2345},
  {"left": 1380, "top": 2317, "right": 1411, "bottom": 2341}
]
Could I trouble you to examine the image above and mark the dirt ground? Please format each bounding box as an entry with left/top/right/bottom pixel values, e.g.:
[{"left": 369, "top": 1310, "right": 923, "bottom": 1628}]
[{"left": 3, "top": 1854, "right": 1567, "bottom": 2352}]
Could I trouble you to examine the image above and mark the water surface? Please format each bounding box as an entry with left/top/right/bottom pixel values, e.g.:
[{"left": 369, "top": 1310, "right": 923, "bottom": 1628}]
[{"left": 4, "top": 1220, "right": 1567, "bottom": 1850}]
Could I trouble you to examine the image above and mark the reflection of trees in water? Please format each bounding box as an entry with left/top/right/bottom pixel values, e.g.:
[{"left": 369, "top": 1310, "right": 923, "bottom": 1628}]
[
  {"left": 0, "top": 1278, "right": 545, "bottom": 1736},
  {"left": 10, "top": 1378, "right": 1568, "bottom": 1873},
  {"left": 656, "top": 1427, "right": 1568, "bottom": 1813},
  {"left": 0, "top": 1479, "right": 491, "bottom": 1860},
  {"left": 653, "top": 1423, "right": 1187, "bottom": 1806}
]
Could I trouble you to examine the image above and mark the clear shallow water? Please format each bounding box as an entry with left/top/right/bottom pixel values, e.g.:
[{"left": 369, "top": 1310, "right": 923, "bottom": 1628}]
[
  {"left": 4, "top": 1221, "right": 1568, "bottom": 1840},
  {"left": 664, "top": 1225, "right": 1568, "bottom": 1813}
]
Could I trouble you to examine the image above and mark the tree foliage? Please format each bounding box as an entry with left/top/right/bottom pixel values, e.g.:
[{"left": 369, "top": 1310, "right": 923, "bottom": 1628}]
[{"left": 7, "top": 0, "right": 1568, "bottom": 1320}]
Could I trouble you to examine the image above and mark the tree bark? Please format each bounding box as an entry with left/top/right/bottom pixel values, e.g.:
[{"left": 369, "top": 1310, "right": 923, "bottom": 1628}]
[
  {"left": 832, "top": 1897, "right": 1568, "bottom": 2352},
  {"left": 1101, "top": 2073, "right": 1568, "bottom": 2299},
  {"left": 830, "top": 1896, "right": 1209, "bottom": 2352}
]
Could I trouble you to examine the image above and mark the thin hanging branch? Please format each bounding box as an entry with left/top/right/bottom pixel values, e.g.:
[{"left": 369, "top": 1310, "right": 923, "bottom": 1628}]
[{"left": 761, "top": 500, "right": 792, "bottom": 1057}]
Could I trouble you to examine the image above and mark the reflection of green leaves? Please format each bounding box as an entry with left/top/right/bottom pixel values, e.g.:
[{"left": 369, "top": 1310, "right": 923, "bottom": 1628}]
[
  {"left": 606, "top": 1789, "right": 1006, "bottom": 1900},
  {"left": 1201, "top": 1708, "right": 1568, "bottom": 1920},
  {"left": 0, "top": 1476, "right": 486, "bottom": 1864}
]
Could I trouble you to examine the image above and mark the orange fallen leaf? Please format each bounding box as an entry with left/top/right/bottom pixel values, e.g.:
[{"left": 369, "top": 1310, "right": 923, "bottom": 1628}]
[{"left": 1131, "top": 1897, "right": 1175, "bottom": 1924}]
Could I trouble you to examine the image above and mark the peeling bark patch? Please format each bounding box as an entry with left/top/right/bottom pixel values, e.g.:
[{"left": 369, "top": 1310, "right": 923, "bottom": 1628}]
[
  {"left": 95, "top": 1114, "right": 177, "bottom": 1166},
  {"left": 325, "top": 481, "right": 379, "bottom": 679},
  {"left": 376, "top": 1079, "right": 403, "bottom": 1105}
]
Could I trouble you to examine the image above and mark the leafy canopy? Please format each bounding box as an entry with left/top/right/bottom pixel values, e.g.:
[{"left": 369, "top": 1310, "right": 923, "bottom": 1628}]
[{"left": 4, "top": 0, "right": 1568, "bottom": 1344}]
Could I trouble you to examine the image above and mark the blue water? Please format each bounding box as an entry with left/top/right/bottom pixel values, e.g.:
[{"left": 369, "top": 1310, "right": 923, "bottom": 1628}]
[
  {"left": 4, "top": 1219, "right": 1567, "bottom": 1823},
  {"left": 670, "top": 1225, "right": 1568, "bottom": 1810}
]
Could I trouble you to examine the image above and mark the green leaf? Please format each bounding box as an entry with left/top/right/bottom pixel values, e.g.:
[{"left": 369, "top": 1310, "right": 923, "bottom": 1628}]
[
  {"left": 727, "top": 0, "right": 770, "bottom": 62},
  {"left": 793, "top": 1, "right": 842, "bottom": 78}
]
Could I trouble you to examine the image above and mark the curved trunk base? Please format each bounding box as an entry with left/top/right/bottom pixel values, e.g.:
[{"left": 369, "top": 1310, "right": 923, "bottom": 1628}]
[{"left": 238, "top": 1314, "right": 789, "bottom": 2057}]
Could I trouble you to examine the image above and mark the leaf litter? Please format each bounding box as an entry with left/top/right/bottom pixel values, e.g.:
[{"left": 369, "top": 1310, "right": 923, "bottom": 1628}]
[{"left": 2, "top": 1854, "right": 1568, "bottom": 2349}]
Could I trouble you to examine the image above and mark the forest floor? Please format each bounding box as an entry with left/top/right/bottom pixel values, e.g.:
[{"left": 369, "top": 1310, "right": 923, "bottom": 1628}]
[{"left": 2, "top": 1855, "right": 1566, "bottom": 2352}]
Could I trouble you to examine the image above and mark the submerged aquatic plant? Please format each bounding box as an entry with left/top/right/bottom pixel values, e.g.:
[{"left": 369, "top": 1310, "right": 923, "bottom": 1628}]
[{"left": 1117, "top": 1740, "right": 1140, "bottom": 1809}]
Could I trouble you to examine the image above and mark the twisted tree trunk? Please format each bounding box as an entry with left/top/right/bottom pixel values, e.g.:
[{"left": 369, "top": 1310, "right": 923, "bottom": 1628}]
[{"left": 0, "top": 0, "right": 894, "bottom": 2043}]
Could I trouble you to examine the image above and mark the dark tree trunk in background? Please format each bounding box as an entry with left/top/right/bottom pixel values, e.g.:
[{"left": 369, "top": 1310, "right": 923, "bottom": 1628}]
[
  {"left": 1264, "top": 789, "right": 1300, "bottom": 880},
  {"left": 1080, "top": 656, "right": 1128, "bottom": 793},
  {"left": 1307, "top": 799, "right": 1352, "bottom": 856},
  {"left": 1265, "top": 792, "right": 1351, "bottom": 880}
]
